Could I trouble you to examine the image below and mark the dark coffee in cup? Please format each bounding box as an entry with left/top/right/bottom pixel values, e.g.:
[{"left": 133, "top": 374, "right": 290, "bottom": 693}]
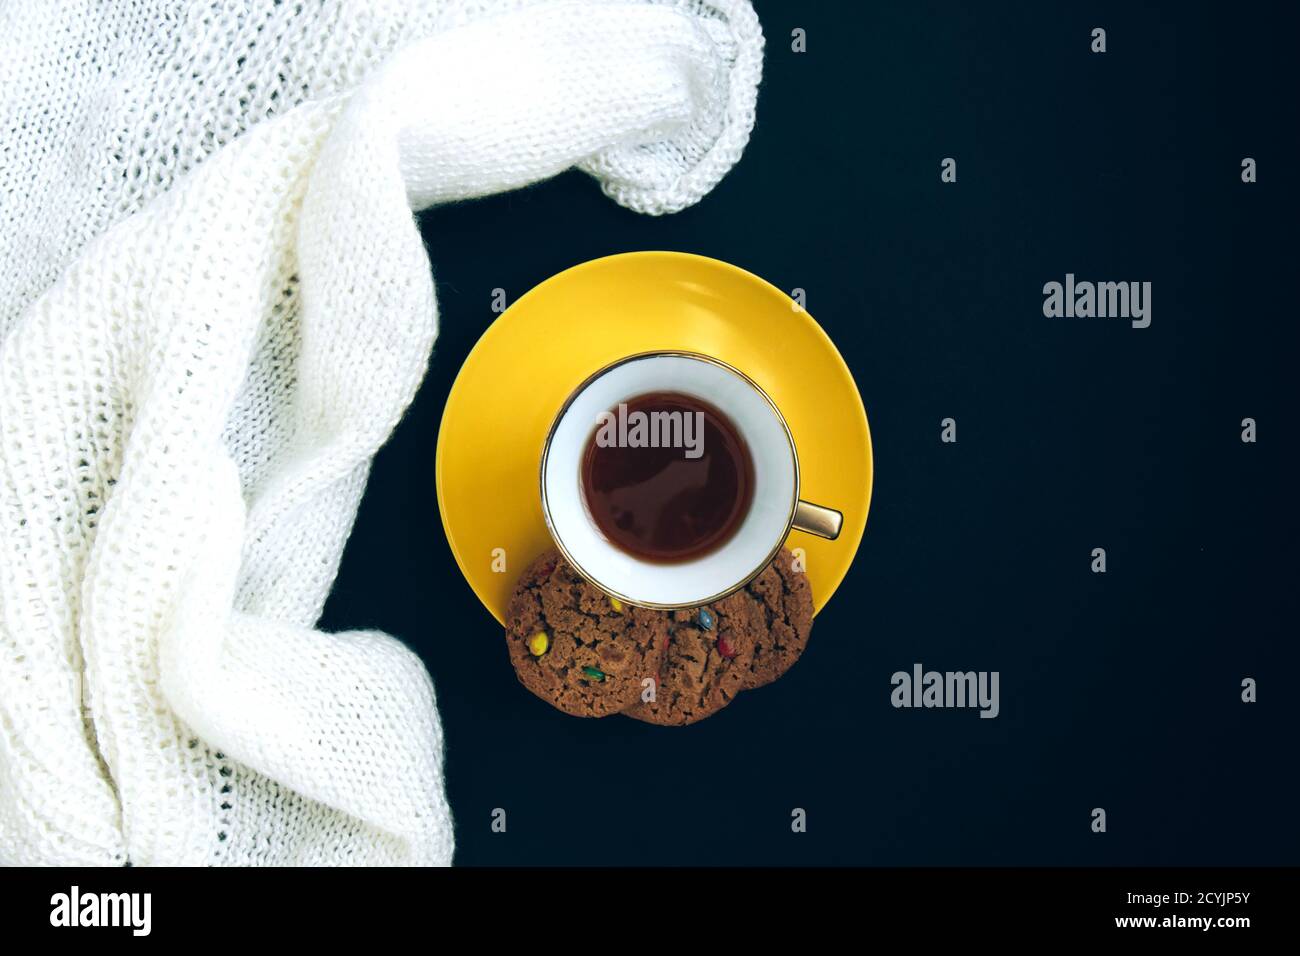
[
  {"left": 542, "top": 351, "right": 840, "bottom": 609},
  {"left": 580, "top": 390, "right": 754, "bottom": 563}
]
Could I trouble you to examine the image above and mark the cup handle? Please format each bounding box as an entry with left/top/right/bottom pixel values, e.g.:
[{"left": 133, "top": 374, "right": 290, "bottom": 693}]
[{"left": 792, "top": 500, "right": 843, "bottom": 540}]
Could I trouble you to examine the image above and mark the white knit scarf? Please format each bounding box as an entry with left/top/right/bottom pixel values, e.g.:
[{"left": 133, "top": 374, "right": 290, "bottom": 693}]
[{"left": 0, "top": 0, "right": 762, "bottom": 865}]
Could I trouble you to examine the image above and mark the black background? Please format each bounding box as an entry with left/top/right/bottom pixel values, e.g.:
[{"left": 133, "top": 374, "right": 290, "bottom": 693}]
[{"left": 319, "top": 1, "right": 1299, "bottom": 865}]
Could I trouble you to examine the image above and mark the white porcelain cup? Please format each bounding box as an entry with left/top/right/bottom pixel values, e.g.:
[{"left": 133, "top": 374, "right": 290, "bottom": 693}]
[{"left": 540, "top": 351, "right": 841, "bottom": 609}]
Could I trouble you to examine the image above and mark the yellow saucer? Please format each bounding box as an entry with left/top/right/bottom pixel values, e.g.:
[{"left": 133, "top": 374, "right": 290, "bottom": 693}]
[{"left": 435, "top": 251, "right": 873, "bottom": 624}]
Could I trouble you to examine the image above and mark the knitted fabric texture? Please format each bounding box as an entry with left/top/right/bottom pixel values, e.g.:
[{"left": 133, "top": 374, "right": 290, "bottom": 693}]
[{"left": 0, "top": 0, "right": 762, "bottom": 866}]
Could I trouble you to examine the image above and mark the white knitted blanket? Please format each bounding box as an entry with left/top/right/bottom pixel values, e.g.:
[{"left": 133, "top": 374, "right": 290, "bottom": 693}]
[{"left": 0, "top": 0, "right": 761, "bottom": 866}]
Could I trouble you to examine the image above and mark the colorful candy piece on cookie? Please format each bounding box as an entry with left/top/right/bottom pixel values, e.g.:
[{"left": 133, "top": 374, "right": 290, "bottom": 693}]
[
  {"left": 504, "top": 550, "right": 668, "bottom": 718},
  {"left": 623, "top": 592, "right": 758, "bottom": 726},
  {"left": 621, "top": 547, "right": 814, "bottom": 724}
]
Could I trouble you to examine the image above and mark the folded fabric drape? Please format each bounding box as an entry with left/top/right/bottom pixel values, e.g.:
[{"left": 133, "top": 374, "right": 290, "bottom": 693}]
[{"left": 0, "top": 0, "right": 761, "bottom": 866}]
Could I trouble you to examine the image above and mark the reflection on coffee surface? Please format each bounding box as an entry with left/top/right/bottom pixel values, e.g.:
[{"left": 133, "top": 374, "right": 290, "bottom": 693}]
[{"left": 580, "top": 391, "right": 755, "bottom": 563}]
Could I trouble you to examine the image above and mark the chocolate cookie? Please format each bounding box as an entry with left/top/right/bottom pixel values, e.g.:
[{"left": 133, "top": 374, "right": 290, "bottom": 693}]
[
  {"left": 740, "top": 548, "right": 814, "bottom": 689},
  {"left": 505, "top": 550, "right": 668, "bottom": 717},
  {"left": 623, "top": 592, "right": 760, "bottom": 726}
]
